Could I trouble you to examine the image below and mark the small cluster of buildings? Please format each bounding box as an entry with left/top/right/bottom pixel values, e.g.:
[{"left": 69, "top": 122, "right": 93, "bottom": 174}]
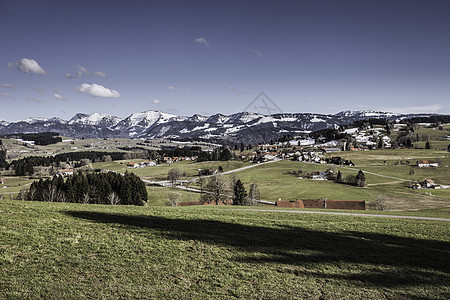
[
  {"left": 126, "top": 161, "right": 157, "bottom": 168},
  {"left": 416, "top": 160, "right": 439, "bottom": 168},
  {"left": 161, "top": 156, "right": 198, "bottom": 164},
  {"left": 240, "top": 143, "right": 354, "bottom": 165},
  {"left": 410, "top": 179, "right": 447, "bottom": 190},
  {"left": 57, "top": 169, "right": 74, "bottom": 177},
  {"left": 126, "top": 156, "right": 199, "bottom": 168}
]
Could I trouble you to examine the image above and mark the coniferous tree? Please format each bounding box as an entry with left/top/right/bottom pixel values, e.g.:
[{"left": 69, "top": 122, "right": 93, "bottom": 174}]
[
  {"left": 233, "top": 179, "right": 247, "bottom": 205},
  {"left": 219, "top": 148, "right": 232, "bottom": 161},
  {"left": 336, "top": 170, "right": 343, "bottom": 183},
  {"left": 0, "top": 146, "right": 8, "bottom": 169},
  {"left": 25, "top": 170, "right": 147, "bottom": 205},
  {"left": 356, "top": 170, "right": 366, "bottom": 187}
]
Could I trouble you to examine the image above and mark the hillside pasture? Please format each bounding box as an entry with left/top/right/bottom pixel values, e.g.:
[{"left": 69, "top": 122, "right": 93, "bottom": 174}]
[
  {"left": 93, "top": 160, "right": 251, "bottom": 181},
  {"left": 226, "top": 160, "right": 450, "bottom": 211},
  {"left": 1, "top": 201, "right": 448, "bottom": 299}
]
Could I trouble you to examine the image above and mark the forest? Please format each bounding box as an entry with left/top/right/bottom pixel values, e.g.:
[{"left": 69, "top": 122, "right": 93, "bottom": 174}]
[{"left": 22, "top": 171, "right": 147, "bottom": 206}]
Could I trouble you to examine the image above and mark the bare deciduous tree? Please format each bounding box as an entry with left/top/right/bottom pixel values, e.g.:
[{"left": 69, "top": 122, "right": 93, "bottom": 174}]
[
  {"left": 167, "top": 192, "right": 182, "bottom": 206},
  {"left": 107, "top": 192, "right": 120, "bottom": 205},
  {"left": 247, "top": 182, "right": 260, "bottom": 205},
  {"left": 168, "top": 168, "right": 182, "bottom": 186},
  {"left": 369, "top": 194, "right": 389, "bottom": 211},
  {"left": 201, "top": 175, "right": 230, "bottom": 205},
  {"left": 18, "top": 188, "right": 29, "bottom": 200},
  {"left": 43, "top": 184, "right": 66, "bottom": 202}
]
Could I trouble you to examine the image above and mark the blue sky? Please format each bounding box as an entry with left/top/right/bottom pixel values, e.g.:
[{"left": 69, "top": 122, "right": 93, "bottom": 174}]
[{"left": 1, "top": 0, "right": 449, "bottom": 121}]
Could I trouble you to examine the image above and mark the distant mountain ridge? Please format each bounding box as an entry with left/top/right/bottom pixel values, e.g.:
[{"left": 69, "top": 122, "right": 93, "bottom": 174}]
[{"left": 0, "top": 110, "right": 442, "bottom": 143}]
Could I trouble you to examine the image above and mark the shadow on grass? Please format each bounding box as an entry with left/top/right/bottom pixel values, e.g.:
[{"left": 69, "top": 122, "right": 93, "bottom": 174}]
[{"left": 65, "top": 211, "right": 450, "bottom": 290}]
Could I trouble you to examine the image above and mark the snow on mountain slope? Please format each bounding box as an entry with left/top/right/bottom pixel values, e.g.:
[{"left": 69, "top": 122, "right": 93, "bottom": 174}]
[
  {"left": 334, "top": 110, "right": 395, "bottom": 118},
  {"left": 116, "top": 111, "right": 170, "bottom": 127},
  {"left": 69, "top": 113, "right": 122, "bottom": 127},
  {"left": 20, "top": 117, "right": 65, "bottom": 124},
  {"left": 1, "top": 109, "right": 443, "bottom": 144}
]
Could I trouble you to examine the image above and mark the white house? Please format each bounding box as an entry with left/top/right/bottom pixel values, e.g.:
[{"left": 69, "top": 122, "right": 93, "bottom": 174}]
[{"left": 417, "top": 160, "right": 439, "bottom": 168}]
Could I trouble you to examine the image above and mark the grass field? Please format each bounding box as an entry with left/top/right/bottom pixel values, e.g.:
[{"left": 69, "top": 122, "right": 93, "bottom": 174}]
[
  {"left": 93, "top": 160, "right": 251, "bottom": 181},
  {"left": 147, "top": 185, "right": 201, "bottom": 206},
  {"left": 219, "top": 159, "right": 450, "bottom": 211},
  {"left": 1, "top": 200, "right": 448, "bottom": 299}
]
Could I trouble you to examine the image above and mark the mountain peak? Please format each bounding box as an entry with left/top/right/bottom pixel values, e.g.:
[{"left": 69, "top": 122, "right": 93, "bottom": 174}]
[
  {"left": 335, "top": 110, "right": 394, "bottom": 118},
  {"left": 68, "top": 112, "right": 121, "bottom": 127}
]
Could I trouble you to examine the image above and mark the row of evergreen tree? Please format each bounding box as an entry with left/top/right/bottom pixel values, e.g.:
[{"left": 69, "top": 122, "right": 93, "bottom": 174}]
[
  {"left": 7, "top": 151, "right": 128, "bottom": 176},
  {"left": 197, "top": 147, "right": 232, "bottom": 162},
  {"left": 0, "top": 132, "right": 62, "bottom": 146},
  {"left": 23, "top": 171, "right": 147, "bottom": 205},
  {"left": 6, "top": 146, "right": 235, "bottom": 176},
  {"left": 0, "top": 140, "right": 8, "bottom": 169}
]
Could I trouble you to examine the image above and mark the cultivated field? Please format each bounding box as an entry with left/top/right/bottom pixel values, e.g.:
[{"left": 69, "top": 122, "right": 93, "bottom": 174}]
[{"left": 1, "top": 200, "right": 449, "bottom": 299}]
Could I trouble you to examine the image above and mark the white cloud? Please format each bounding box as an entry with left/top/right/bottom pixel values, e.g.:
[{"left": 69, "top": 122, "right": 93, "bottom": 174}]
[
  {"left": 152, "top": 99, "right": 161, "bottom": 104},
  {"left": 195, "top": 37, "right": 210, "bottom": 47},
  {"left": 53, "top": 93, "right": 69, "bottom": 101},
  {"left": 0, "top": 83, "right": 15, "bottom": 88},
  {"left": 76, "top": 83, "right": 120, "bottom": 98},
  {"left": 94, "top": 71, "right": 107, "bottom": 78},
  {"left": 382, "top": 104, "right": 443, "bottom": 114},
  {"left": 65, "top": 65, "right": 88, "bottom": 78},
  {"left": 15, "top": 58, "right": 47, "bottom": 74},
  {"left": 167, "top": 85, "right": 191, "bottom": 91},
  {"left": 76, "top": 65, "right": 88, "bottom": 73},
  {"left": 0, "top": 93, "right": 11, "bottom": 98},
  {"left": 252, "top": 50, "right": 263, "bottom": 57}
]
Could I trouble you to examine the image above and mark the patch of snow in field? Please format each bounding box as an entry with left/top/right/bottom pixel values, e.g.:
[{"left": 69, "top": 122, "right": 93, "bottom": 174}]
[
  {"left": 296, "top": 138, "right": 315, "bottom": 146},
  {"left": 344, "top": 128, "right": 358, "bottom": 134}
]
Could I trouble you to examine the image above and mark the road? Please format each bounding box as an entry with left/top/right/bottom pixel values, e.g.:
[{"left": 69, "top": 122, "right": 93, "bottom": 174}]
[{"left": 232, "top": 208, "right": 450, "bottom": 222}]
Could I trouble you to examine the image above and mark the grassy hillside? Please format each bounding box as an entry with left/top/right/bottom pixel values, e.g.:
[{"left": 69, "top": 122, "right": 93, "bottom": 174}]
[
  {"left": 224, "top": 158, "right": 450, "bottom": 210},
  {"left": 1, "top": 200, "right": 448, "bottom": 299},
  {"left": 93, "top": 160, "right": 250, "bottom": 181}
]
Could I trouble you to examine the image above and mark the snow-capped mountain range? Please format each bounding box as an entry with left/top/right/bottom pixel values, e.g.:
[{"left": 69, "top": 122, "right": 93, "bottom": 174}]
[{"left": 0, "top": 110, "right": 439, "bottom": 144}]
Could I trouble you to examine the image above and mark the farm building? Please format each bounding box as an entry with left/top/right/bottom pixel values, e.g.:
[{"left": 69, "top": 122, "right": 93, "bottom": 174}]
[{"left": 417, "top": 160, "right": 439, "bottom": 167}]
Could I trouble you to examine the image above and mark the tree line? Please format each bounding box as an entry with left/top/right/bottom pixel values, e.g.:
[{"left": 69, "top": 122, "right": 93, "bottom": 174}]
[
  {"left": 0, "top": 132, "right": 62, "bottom": 146},
  {"left": 7, "top": 151, "right": 127, "bottom": 176},
  {"left": 0, "top": 140, "right": 8, "bottom": 169},
  {"left": 21, "top": 171, "right": 147, "bottom": 205}
]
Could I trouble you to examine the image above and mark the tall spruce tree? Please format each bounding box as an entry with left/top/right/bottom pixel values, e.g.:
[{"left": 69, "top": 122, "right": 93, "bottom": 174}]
[
  {"left": 336, "top": 170, "right": 343, "bottom": 183},
  {"left": 356, "top": 170, "right": 366, "bottom": 187},
  {"left": 233, "top": 179, "right": 247, "bottom": 205}
]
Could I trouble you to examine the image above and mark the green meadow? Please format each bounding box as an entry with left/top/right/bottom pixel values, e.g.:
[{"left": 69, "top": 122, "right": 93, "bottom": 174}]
[
  {"left": 93, "top": 160, "right": 251, "bottom": 181},
  {"left": 1, "top": 200, "right": 449, "bottom": 299}
]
